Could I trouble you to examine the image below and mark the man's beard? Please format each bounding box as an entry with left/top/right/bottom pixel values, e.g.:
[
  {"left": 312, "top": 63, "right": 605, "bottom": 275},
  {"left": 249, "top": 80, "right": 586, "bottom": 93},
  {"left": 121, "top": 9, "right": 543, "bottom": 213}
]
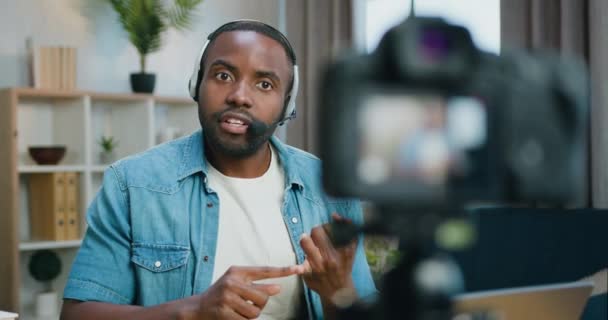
[{"left": 199, "top": 107, "right": 278, "bottom": 158}]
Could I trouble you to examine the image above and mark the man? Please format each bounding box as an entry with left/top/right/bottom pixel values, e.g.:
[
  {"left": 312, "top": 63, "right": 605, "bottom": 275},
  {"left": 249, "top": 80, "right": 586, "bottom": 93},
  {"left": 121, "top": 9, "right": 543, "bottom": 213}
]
[{"left": 60, "top": 20, "right": 375, "bottom": 320}]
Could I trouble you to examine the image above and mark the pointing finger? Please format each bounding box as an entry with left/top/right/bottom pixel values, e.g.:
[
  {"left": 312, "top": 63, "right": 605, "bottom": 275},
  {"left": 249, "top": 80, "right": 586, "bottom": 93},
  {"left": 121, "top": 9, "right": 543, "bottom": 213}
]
[
  {"left": 299, "top": 259, "right": 312, "bottom": 274},
  {"left": 239, "top": 265, "right": 301, "bottom": 281}
]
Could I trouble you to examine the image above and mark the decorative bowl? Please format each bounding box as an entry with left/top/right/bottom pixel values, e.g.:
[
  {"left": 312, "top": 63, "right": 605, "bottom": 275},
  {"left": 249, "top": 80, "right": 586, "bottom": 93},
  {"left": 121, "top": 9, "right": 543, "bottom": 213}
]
[{"left": 28, "top": 146, "right": 67, "bottom": 165}]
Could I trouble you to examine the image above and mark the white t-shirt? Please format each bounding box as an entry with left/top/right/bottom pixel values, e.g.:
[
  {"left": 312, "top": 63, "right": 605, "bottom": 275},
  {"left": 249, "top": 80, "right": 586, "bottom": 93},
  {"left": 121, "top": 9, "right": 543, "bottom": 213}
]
[{"left": 208, "top": 145, "right": 302, "bottom": 320}]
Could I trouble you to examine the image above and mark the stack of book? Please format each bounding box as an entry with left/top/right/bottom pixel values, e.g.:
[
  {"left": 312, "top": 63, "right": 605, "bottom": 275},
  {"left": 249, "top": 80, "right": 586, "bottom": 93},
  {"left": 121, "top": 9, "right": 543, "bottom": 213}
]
[
  {"left": 32, "top": 46, "right": 77, "bottom": 91},
  {"left": 28, "top": 172, "right": 81, "bottom": 241}
]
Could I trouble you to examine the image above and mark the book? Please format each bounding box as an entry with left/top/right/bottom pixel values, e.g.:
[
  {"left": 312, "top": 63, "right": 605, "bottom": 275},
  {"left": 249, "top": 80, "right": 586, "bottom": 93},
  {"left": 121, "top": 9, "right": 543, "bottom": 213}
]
[
  {"left": 39, "top": 46, "right": 49, "bottom": 89},
  {"left": 59, "top": 46, "right": 65, "bottom": 90},
  {"left": 28, "top": 172, "right": 68, "bottom": 241},
  {"left": 69, "top": 47, "right": 77, "bottom": 90},
  {"left": 64, "top": 172, "right": 80, "bottom": 240},
  {"left": 32, "top": 46, "right": 77, "bottom": 90}
]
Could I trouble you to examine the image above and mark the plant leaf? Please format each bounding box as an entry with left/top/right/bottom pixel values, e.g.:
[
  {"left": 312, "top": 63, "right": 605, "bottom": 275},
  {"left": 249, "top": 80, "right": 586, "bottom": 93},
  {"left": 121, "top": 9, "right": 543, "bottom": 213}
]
[
  {"left": 105, "top": 0, "right": 202, "bottom": 72},
  {"left": 164, "top": 0, "right": 203, "bottom": 31}
]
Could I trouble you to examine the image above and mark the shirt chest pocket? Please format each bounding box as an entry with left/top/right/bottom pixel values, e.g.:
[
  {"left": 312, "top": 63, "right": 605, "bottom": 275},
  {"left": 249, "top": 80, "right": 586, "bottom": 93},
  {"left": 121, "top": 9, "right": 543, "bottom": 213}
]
[{"left": 131, "top": 243, "right": 190, "bottom": 305}]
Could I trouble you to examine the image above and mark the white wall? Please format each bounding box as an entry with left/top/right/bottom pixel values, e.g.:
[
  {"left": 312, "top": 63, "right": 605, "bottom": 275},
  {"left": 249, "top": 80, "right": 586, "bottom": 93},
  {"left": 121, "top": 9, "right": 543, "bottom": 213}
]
[
  {"left": 358, "top": 0, "right": 500, "bottom": 54},
  {"left": 415, "top": 0, "right": 500, "bottom": 54},
  {"left": 0, "top": 0, "right": 279, "bottom": 96}
]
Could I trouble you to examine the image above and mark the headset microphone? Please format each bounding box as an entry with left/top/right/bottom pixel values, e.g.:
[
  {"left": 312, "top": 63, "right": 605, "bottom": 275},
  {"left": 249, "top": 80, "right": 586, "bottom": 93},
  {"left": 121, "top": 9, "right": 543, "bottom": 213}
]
[{"left": 247, "top": 119, "right": 269, "bottom": 136}]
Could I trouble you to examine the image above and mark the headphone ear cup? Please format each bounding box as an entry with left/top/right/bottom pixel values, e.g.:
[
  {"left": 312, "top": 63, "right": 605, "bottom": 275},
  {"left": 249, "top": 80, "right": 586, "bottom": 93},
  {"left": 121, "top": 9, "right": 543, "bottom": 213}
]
[
  {"left": 189, "top": 81, "right": 197, "bottom": 101},
  {"left": 188, "top": 65, "right": 199, "bottom": 99},
  {"left": 279, "top": 65, "right": 299, "bottom": 125},
  {"left": 188, "top": 40, "right": 210, "bottom": 101},
  {"left": 190, "top": 69, "right": 202, "bottom": 101}
]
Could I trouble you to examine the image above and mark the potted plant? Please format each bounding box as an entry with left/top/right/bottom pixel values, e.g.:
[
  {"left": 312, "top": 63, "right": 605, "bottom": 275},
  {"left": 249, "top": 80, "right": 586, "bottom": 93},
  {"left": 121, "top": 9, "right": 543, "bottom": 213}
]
[
  {"left": 28, "top": 250, "right": 62, "bottom": 318},
  {"left": 98, "top": 135, "right": 119, "bottom": 164},
  {"left": 106, "top": 0, "right": 203, "bottom": 93},
  {"left": 365, "top": 236, "right": 400, "bottom": 284}
]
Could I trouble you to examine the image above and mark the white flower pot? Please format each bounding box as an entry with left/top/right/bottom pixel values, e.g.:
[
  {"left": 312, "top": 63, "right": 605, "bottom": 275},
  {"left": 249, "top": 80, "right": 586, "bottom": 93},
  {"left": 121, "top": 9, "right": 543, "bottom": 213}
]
[
  {"left": 35, "top": 291, "right": 58, "bottom": 317},
  {"left": 99, "top": 151, "right": 116, "bottom": 164}
]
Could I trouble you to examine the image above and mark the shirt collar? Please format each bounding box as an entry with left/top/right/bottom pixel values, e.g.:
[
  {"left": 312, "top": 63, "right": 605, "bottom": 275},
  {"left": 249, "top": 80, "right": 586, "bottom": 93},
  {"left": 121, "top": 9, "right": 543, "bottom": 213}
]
[
  {"left": 269, "top": 135, "right": 305, "bottom": 189},
  {"left": 177, "top": 129, "right": 207, "bottom": 181},
  {"left": 177, "top": 129, "right": 305, "bottom": 189}
]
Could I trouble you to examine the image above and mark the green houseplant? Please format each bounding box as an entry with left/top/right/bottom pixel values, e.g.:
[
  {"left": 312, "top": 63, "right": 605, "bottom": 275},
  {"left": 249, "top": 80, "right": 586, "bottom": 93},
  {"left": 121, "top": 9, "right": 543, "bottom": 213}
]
[
  {"left": 365, "top": 236, "right": 400, "bottom": 283},
  {"left": 106, "top": 0, "right": 203, "bottom": 93},
  {"left": 29, "top": 250, "right": 62, "bottom": 317},
  {"left": 98, "top": 135, "right": 118, "bottom": 164}
]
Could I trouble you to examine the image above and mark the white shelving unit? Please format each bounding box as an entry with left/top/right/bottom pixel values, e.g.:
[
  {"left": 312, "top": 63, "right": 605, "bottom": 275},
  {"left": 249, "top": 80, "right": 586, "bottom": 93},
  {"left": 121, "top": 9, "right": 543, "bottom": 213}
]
[
  {"left": 18, "top": 240, "right": 83, "bottom": 252},
  {"left": 0, "top": 87, "right": 198, "bottom": 316},
  {"left": 18, "top": 165, "right": 87, "bottom": 173},
  {"left": 89, "top": 165, "right": 107, "bottom": 173}
]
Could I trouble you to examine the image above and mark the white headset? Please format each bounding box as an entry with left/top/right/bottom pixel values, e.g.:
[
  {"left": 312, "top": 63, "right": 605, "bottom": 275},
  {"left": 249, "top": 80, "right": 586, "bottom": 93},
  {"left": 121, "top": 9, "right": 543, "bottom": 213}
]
[{"left": 187, "top": 22, "right": 299, "bottom": 126}]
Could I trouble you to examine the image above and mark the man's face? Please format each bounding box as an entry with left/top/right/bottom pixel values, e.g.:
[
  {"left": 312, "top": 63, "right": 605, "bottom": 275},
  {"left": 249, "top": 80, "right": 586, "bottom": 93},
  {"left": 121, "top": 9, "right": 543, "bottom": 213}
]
[{"left": 197, "top": 31, "right": 292, "bottom": 158}]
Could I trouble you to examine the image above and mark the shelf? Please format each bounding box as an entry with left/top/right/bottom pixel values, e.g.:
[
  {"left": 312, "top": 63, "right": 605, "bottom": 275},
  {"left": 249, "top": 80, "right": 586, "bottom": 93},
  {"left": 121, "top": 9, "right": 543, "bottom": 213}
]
[
  {"left": 91, "top": 92, "right": 194, "bottom": 104},
  {"left": 155, "top": 96, "right": 196, "bottom": 105},
  {"left": 89, "top": 92, "right": 153, "bottom": 103},
  {"left": 90, "top": 165, "right": 108, "bottom": 173},
  {"left": 2, "top": 87, "right": 195, "bottom": 105},
  {"left": 12, "top": 87, "right": 85, "bottom": 100},
  {"left": 18, "top": 165, "right": 87, "bottom": 173},
  {"left": 19, "top": 240, "right": 82, "bottom": 251},
  {"left": 1, "top": 86, "right": 200, "bottom": 313}
]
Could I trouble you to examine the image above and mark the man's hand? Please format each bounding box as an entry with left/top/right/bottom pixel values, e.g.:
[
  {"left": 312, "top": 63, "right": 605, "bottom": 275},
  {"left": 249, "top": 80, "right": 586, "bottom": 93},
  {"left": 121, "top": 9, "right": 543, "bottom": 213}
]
[
  {"left": 177, "top": 265, "right": 301, "bottom": 320},
  {"left": 298, "top": 213, "right": 358, "bottom": 303}
]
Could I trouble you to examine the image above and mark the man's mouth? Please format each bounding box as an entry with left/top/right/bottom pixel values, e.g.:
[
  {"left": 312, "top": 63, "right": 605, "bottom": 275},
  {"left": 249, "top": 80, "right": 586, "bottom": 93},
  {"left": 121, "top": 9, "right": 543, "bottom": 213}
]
[
  {"left": 225, "top": 118, "right": 246, "bottom": 125},
  {"left": 219, "top": 113, "right": 251, "bottom": 135}
]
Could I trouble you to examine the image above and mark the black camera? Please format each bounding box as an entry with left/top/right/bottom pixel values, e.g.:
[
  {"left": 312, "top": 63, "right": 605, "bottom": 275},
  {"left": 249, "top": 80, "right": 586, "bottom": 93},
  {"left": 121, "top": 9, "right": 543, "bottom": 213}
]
[
  {"left": 318, "top": 16, "right": 589, "bottom": 320},
  {"left": 319, "top": 17, "right": 588, "bottom": 210}
]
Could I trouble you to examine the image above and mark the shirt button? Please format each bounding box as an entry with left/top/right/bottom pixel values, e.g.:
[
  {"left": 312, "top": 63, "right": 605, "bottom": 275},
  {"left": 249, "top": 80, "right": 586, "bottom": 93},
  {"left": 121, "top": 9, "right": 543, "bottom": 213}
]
[
  {"left": 154, "top": 261, "right": 162, "bottom": 268},
  {"left": 203, "top": 256, "right": 209, "bottom": 262},
  {"left": 291, "top": 217, "right": 299, "bottom": 224},
  {"left": 207, "top": 202, "right": 213, "bottom": 208}
]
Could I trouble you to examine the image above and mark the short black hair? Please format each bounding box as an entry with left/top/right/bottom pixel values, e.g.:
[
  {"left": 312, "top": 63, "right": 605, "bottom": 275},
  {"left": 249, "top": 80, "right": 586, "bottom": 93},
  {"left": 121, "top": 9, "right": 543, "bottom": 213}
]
[{"left": 193, "top": 20, "right": 297, "bottom": 101}]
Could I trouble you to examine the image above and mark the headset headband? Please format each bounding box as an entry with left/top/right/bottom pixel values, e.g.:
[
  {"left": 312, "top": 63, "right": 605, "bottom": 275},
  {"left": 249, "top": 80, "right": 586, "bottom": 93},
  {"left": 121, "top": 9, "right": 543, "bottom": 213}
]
[{"left": 188, "top": 20, "right": 299, "bottom": 126}]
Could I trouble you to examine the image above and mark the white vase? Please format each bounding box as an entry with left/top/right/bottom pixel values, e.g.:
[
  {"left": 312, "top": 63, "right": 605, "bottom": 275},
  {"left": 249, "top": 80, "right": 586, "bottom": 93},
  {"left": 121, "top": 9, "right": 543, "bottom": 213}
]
[
  {"left": 99, "top": 151, "right": 116, "bottom": 164},
  {"left": 35, "top": 291, "right": 58, "bottom": 317}
]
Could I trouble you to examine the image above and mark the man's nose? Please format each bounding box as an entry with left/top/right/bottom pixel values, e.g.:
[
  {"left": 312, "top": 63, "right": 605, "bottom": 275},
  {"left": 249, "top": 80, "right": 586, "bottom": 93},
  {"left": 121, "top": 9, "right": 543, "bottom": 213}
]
[{"left": 226, "top": 80, "right": 253, "bottom": 108}]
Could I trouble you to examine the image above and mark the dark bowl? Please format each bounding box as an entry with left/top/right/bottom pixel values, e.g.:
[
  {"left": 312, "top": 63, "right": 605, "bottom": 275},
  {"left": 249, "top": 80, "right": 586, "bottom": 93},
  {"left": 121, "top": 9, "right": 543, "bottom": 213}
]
[{"left": 28, "top": 146, "right": 67, "bottom": 165}]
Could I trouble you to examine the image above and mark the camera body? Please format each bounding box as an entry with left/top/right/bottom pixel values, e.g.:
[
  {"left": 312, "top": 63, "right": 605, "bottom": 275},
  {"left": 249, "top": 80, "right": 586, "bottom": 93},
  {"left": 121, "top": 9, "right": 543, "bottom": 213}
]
[{"left": 319, "top": 17, "right": 588, "bottom": 210}]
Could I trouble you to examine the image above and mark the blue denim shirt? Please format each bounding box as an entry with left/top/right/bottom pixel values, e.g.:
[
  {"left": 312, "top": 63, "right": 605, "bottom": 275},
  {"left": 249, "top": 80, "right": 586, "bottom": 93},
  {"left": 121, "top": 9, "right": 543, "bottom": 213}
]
[{"left": 64, "top": 129, "right": 376, "bottom": 319}]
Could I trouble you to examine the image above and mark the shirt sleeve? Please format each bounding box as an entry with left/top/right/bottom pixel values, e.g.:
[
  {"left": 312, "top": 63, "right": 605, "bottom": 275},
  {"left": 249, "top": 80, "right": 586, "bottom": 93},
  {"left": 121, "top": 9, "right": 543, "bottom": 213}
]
[{"left": 63, "top": 165, "right": 135, "bottom": 304}]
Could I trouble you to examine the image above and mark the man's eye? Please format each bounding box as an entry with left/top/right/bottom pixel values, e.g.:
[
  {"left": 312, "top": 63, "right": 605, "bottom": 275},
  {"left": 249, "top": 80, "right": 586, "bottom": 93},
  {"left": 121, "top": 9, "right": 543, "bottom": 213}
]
[
  {"left": 257, "top": 81, "right": 273, "bottom": 90},
  {"left": 215, "top": 72, "right": 232, "bottom": 81}
]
